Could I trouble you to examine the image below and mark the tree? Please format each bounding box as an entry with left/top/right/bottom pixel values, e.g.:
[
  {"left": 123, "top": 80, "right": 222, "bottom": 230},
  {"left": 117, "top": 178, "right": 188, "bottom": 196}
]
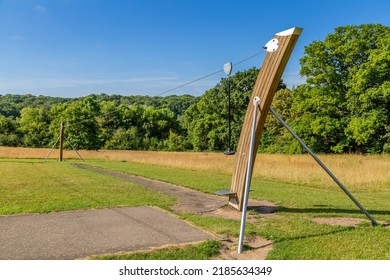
[
  {"left": 117, "top": 104, "right": 180, "bottom": 150},
  {"left": 0, "top": 115, "right": 20, "bottom": 146},
  {"left": 97, "top": 101, "right": 122, "bottom": 147},
  {"left": 0, "top": 94, "right": 70, "bottom": 118},
  {"left": 163, "top": 130, "right": 191, "bottom": 151},
  {"left": 259, "top": 88, "right": 302, "bottom": 154},
  {"left": 19, "top": 107, "right": 51, "bottom": 147},
  {"left": 104, "top": 127, "right": 141, "bottom": 150},
  {"left": 50, "top": 97, "right": 102, "bottom": 150},
  {"left": 345, "top": 31, "right": 390, "bottom": 153},
  {"left": 293, "top": 24, "right": 390, "bottom": 153}
]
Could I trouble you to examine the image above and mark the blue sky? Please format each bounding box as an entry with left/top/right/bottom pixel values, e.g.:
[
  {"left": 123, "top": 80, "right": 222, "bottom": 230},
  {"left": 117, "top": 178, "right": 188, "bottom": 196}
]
[{"left": 1, "top": 0, "right": 390, "bottom": 98}]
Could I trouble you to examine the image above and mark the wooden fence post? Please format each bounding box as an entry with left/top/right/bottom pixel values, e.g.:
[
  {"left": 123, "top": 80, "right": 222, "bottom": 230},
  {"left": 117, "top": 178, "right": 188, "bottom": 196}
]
[{"left": 59, "top": 122, "right": 65, "bottom": 162}]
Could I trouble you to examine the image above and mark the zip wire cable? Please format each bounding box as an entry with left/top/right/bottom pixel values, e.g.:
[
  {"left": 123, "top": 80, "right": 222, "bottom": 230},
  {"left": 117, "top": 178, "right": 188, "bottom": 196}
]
[
  {"left": 233, "top": 51, "right": 265, "bottom": 67},
  {"left": 154, "top": 50, "right": 265, "bottom": 97},
  {"left": 154, "top": 69, "right": 224, "bottom": 97},
  {"left": 65, "top": 50, "right": 266, "bottom": 129}
]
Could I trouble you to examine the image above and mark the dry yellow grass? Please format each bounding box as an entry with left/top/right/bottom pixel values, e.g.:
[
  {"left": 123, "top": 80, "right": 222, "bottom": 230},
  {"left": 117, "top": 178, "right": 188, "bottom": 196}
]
[{"left": 1, "top": 146, "right": 389, "bottom": 190}]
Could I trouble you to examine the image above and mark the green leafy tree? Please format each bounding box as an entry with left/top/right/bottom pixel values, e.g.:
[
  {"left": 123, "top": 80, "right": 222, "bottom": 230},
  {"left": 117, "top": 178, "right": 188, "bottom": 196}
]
[
  {"left": 19, "top": 107, "right": 51, "bottom": 147},
  {"left": 345, "top": 31, "right": 390, "bottom": 152},
  {"left": 97, "top": 101, "right": 122, "bottom": 147},
  {"left": 50, "top": 97, "right": 102, "bottom": 150},
  {"left": 105, "top": 127, "right": 141, "bottom": 150},
  {"left": 292, "top": 24, "right": 390, "bottom": 153},
  {"left": 0, "top": 115, "right": 20, "bottom": 146},
  {"left": 163, "top": 130, "right": 191, "bottom": 151},
  {"left": 119, "top": 104, "right": 180, "bottom": 150},
  {"left": 259, "top": 88, "right": 302, "bottom": 154},
  {"left": 0, "top": 94, "right": 70, "bottom": 118}
]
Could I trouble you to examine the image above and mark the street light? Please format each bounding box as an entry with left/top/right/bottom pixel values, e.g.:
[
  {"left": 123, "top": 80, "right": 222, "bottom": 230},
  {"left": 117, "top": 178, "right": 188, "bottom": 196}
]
[{"left": 223, "top": 62, "right": 235, "bottom": 155}]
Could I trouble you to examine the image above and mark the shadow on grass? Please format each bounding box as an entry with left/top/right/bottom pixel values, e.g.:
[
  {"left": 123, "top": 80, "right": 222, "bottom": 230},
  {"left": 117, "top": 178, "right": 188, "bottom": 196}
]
[
  {"left": 275, "top": 206, "right": 390, "bottom": 217},
  {"left": 248, "top": 205, "right": 279, "bottom": 214},
  {"left": 275, "top": 227, "right": 355, "bottom": 243},
  {"left": 246, "top": 204, "right": 390, "bottom": 222}
]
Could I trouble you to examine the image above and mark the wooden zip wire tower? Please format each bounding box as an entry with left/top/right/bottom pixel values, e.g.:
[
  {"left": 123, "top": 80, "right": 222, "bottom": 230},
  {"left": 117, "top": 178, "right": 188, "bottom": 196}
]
[
  {"left": 229, "top": 27, "right": 303, "bottom": 210},
  {"left": 223, "top": 27, "right": 377, "bottom": 253},
  {"left": 225, "top": 26, "right": 376, "bottom": 224}
]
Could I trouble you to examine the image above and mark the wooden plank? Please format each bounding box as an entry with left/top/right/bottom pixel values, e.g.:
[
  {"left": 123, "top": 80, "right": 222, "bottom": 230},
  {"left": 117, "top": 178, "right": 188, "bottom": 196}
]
[
  {"left": 229, "top": 27, "right": 303, "bottom": 210},
  {"left": 59, "top": 122, "right": 64, "bottom": 162}
]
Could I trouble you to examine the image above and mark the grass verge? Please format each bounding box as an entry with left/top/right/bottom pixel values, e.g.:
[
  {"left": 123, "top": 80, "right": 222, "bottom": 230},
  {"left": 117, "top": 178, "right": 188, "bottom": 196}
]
[{"left": 93, "top": 240, "right": 221, "bottom": 260}]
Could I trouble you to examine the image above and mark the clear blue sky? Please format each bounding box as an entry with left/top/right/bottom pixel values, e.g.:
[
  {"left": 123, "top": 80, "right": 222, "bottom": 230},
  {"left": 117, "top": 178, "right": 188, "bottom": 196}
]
[{"left": 1, "top": 0, "right": 390, "bottom": 97}]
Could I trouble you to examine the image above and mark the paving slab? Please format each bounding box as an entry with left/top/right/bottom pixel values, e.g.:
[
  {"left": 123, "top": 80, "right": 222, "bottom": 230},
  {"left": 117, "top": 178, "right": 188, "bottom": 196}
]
[{"left": 0, "top": 206, "right": 212, "bottom": 260}]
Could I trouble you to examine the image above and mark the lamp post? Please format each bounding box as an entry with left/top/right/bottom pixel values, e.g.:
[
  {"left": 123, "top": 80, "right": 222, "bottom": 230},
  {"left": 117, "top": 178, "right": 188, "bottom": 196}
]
[{"left": 223, "top": 62, "right": 235, "bottom": 155}]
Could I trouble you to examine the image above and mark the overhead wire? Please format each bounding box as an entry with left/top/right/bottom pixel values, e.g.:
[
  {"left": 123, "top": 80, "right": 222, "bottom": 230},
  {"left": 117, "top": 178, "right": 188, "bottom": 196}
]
[
  {"left": 65, "top": 50, "right": 266, "bottom": 128},
  {"left": 154, "top": 50, "right": 266, "bottom": 97}
]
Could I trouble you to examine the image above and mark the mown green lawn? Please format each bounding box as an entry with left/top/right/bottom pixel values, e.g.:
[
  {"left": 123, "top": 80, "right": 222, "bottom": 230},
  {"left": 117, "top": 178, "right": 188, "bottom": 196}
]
[
  {"left": 0, "top": 159, "right": 174, "bottom": 215},
  {"left": 2, "top": 158, "right": 390, "bottom": 259}
]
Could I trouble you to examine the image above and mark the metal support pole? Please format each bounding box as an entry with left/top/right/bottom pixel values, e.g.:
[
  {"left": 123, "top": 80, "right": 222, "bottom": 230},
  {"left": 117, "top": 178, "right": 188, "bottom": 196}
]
[
  {"left": 224, "top": 62, "right": 234, "bottom": 155},
  {"left": 227, "top": 77, "right": 232, "bottom": 149},
  {"left": 238, "top": 96, "right": 260, "bottom": 254},
  {"left": 269, "top": 107, "right": 377, "bottom": 225}
]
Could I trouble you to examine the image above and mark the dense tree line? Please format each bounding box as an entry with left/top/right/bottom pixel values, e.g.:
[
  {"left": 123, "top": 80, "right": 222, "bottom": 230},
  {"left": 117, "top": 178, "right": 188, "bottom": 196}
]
[
  {"left": 0, "top": 94, "right": 198, "bottom": 151},
  {"left": 0, "top": 24, "right": 389, "bottom": 153}
]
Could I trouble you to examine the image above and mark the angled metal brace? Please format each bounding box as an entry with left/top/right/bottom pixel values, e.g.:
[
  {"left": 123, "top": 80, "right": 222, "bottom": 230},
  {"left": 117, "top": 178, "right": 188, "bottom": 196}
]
[
  {"left": 44, "top": 133, "right": 61, "bottom": 161},
  {"left": 64, "top": 136, "right": 85, "bottom": 162},
  {"left": 269, "top": 107, "right": 377, "bottom": 226}
]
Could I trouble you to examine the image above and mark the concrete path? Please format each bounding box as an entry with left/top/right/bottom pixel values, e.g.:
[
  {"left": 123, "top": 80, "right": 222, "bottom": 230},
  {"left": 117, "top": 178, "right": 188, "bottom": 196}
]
[
  {"left": 0, "top": 206, "right": 212, "bottom": 260},
  {"left": 75, "top": 164, "right": 227, "bottom": 214}
]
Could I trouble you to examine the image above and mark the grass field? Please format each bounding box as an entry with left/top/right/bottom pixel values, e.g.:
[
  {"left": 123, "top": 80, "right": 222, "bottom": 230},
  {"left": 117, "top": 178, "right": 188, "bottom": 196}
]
[
  {"left": 0, "top": 159, "right": 174, "bottom": 215},
  {"left": 1, "top": 148, "right": 390, "bottom": 259},
  {"left": 1, "top": 147, "right": 389, "bottom": 190}
]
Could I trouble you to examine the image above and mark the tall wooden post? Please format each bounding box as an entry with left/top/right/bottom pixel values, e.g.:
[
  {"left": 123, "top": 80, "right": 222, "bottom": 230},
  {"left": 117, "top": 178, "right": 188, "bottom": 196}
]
[
  {"left": 59, "top": 122, "right": 65, "bottom": 162},
  {"left": 229, "top": 27, "right": 303, "bottom": 210}
]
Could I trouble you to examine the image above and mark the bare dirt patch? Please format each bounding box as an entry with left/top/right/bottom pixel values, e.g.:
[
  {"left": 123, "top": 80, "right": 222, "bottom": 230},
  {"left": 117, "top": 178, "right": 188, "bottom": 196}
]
[
  {"left": 214, "top": 236, "right": 273, "bottom": 260},
  {"left": 311, "top": 217, "right": 390, "bottom": 228},
  {"left": 206, "top": 200, "right": 279, "bottom": 221},
  {"left": 312, "top": 217, "right": 370, "bottom": 227}
]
